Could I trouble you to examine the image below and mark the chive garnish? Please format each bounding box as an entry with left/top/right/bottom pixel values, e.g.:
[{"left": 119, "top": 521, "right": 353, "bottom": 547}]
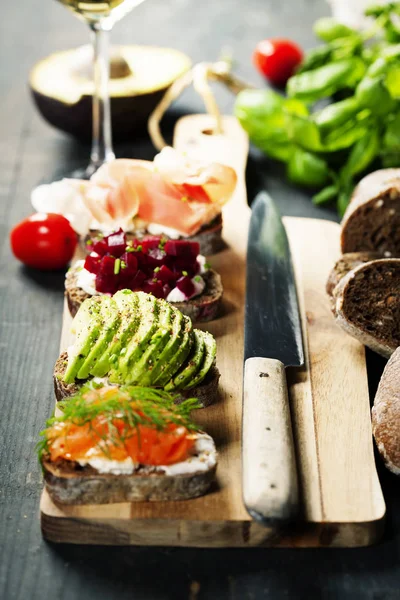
[{"left": 114, "top": 259, "right": 121, "bottom": 275}]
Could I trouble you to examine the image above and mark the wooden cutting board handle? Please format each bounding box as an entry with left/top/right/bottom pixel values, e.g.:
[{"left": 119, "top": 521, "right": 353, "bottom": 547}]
[{"left": 243, "top": 357, "right": 299, "bottom": 524}]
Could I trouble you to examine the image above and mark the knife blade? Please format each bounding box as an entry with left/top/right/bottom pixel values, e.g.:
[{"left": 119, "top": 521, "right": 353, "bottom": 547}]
[{"left": 242, "top": 191, "right": 303, "bottom": 526}]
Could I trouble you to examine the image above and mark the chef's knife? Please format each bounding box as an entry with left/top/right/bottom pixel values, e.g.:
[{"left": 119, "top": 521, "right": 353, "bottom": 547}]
[{"left": 242, "top": 192, "right": 303, "bottom": 525}]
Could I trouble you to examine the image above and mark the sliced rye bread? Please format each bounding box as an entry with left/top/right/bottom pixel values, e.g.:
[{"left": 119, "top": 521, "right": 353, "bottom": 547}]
[
  {"left": 65, "top": 265, "right": 223, "bottom": 322},
  {"left": 53, "top": 351, "right": 220, "bottom": 408},
  {"left": 85, "top": 214, "right": 225, "bottom": 257},
  {"left": 41, "top": 433, "right": 217, "bottom": 504},
  {"left": 341, "top": 169, "right": 400, "bottom": 255},
  {"left": 372, "top": 346, "right": 400, "bottom": 476},
  {"left": 326, "top": 252, "right": 384, "bottom": 298},
  {"left": 332, "top": 258, "right": 400, "bottom": 358}
]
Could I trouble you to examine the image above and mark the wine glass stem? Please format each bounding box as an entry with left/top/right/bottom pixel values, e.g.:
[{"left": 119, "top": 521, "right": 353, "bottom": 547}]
[{"left": 89, "top": 22, "right": 115, "bottom": 174}]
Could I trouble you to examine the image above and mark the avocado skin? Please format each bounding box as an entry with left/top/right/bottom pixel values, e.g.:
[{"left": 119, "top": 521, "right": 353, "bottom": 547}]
[
  {"left": 183, "top": 330, "right": 217, "bottom": 389},
  {"left": 90, "top": 290, "right": 140, "bottom": 378},
  {"left": 165, "top": 329, "right": 205, "bottom": 391},
  {"left": 124, "top": 301, "right": 173, "bottom": 386},
  {"left": 63, "top": 297, "right": 103, "bottom": 384},
  {"left": 31, "top": 88, "right": 166, "bottom": 142},
  {"left": 76, "top": 296, "right": 121, "bottom": 380}
]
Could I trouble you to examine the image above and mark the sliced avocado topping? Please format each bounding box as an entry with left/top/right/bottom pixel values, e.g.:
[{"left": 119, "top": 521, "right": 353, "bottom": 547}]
[
  {"left": 109, "top": 292, "right": 159, "bottom": 384},
  {"left": 155, "top": 315, "right": 194, "bottom": 388},
  {"left": 76, "top": 296, "right": 120, "bottom": 380},
  {"left": 90, "top": 290, "right": 140, "bottom": 378},
  {"left": 165, "top": 329, "right": 205, "bottom": 391},
  {"left": 124, "top": 300, "right": 173, "bottom": 386},
  {"left": 182, "top": 330, "right": 216, "bottom": 389},
  {"left": 63, "top": 291, "right": 217, "bottom": 391},
  {"left": 63, "top": 297, "right": 103, "bottom": 384},
  {"left": 151, "top": 310, "right": 190, "bottom": 386}
]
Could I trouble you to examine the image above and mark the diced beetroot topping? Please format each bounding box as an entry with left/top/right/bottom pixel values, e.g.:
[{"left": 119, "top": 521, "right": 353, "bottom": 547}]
[
  {"left": 130, "top": 269, "right": 147, "bottom": 290},
  {"left": 157, "top": 264, "right": 176, "bottom": 284},
  {"left": 92, "top": 239, "right": 108, "bottom": 256},
  {"left": 98, "top": 255, "right": 116, "bottom": 276},
  {"left": 96, "top": 273, "right": 117, "bottom": 294},
  {"left": 142, "top": 279, "right": 164, "bottom": 298},
  {"left": 82, "top": 229, "right": 206, "bottom": 300},
  {"left": 84, "top": 252, "right": 101, "bottom": 274},
  {"left": 164, "top": 240, "right": 200, "bottom": 258},
  {"left": 141, "top": 236, "right": 162, "bottom": 252},
  {"left": 106, "top": 229, "right": 126, "bottom": 257},
  {"left": 120, "top": 252, "right": 138, "bottom": 273},
  {"left": 176, "top": 276, "right": 195, "bottom": 298}
]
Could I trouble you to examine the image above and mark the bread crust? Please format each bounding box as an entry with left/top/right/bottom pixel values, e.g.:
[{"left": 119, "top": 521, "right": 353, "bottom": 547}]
[
  {"left": 341, "top": 168, "right": 400, "bottom": 255},
  {"left": 41, "top": 433, "right": 217, "bottom": 504},
  {"left": 65, "top": 266, "right": 223, "bottom": 322},
  {"left": 53, "top": 351, "right": 220, "bottom": 408},
  {"left": 326, "top": 252, "right": 384, "bottom": 298},
  {"left": 332, "top": 259, "right": 400, "bottom": 358},
  {"left": 372, "top": 347, "right": 400, "bottom": 475}
]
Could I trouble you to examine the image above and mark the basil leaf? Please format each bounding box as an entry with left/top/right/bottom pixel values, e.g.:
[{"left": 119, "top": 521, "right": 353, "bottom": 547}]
[
  {"left": 287, "top": 58, "right": 366, "bottom": 102},
  {"left": 342, "top": 128, "right": 380, "bottom": 177},
  {"left": 312, "top": 184, "right": 338, "bottom": 205},
  {"left": 314, "top": 18, "right": 357, "bottom": 42},
  {"left": 356, "top": 75, "right": 397, "bottom": 115},
  {"left": 287, "top": 148, "right": 330, "bottom": 187}
]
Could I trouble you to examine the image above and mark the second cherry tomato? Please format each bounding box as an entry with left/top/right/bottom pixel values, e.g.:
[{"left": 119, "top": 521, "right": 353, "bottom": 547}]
[
  {"left": 253, "top": 38, "right": 303, "bottom": 87},
  {"left": 10, "top": 213, "right": 77, "bottom": 270}
]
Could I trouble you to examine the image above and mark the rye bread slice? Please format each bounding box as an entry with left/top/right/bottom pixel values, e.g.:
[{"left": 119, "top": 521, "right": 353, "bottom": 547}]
[
  {"left": 326, "top": 252, "right": 384, "bottom": 298},
  {"left": 84, "top": 214, "right": 225, "bottom": 256},
  {"left": 332, "top": 258, "right": 400, "bottom": 358},
  {"left": 341, "top": 169, "right": 400, "bottom": 255},
  {"left": 372, "top": 346, "right": 400, "bottom": 475},
  {"left": 53, "top": 351, "right": 220, "bottom": 408},
  {"left": 65, "top": 265, "right": 223, "bottom": 322},
  {"left": 41, "top": 433, "right": 217, "bottom": 504}
]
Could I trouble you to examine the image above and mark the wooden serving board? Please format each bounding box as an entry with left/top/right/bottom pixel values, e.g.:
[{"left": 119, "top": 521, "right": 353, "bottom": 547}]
[{"left": 40, "top": 116, "right": 385, "bottom": 547}]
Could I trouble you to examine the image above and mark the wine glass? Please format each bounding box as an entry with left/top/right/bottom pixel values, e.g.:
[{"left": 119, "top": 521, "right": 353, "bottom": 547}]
[{"left": 55, "top": 0, "right": 147, "bottom": 178}]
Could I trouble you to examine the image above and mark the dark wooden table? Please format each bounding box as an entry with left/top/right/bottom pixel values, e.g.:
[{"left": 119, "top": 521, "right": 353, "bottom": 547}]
[{"left": 1, "top": 1, "right": 399, "bottom": 598}]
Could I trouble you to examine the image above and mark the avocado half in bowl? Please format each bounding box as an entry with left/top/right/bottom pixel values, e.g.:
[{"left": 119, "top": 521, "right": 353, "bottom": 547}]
[{"left": 30, "top": 45, "right": 191, "bottom": 142}]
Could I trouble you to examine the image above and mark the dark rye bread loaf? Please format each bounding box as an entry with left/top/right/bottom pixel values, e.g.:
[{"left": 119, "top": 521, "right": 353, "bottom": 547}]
[
  {"left": 65, "top": 265, "right": 223, "bottom": 322},
  {"left": 53, "top": 351, "right": 220, "bottom": 408},
  {"left": 372, "top": 347, "right": 400, "bottom": 475},
  {"left": 332, "top": 258, "right": 400, "bottom": 358},
  {"left": 85, "top": 214, "right": 225, "bottom": 257},
  {"left": 341, "top": 169, "right": 400, "bottom": 255},
  {"left": 41, "top": 434, "right": 217, "bottom": 504},
  {"left": 326, "top": 252, "right": 384, "bottom": 298}
]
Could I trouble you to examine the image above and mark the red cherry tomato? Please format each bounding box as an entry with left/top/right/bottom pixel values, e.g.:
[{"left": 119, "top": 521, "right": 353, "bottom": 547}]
[
  {"left": 10, "top": 213, "right": 78, "bottom": 270},
  {"left": 253, "top": 38, "right": 303, "bottom": 87}
]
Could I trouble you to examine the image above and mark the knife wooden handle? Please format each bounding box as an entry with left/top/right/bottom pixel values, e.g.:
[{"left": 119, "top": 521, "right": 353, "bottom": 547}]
[{"left": 242, "top": 357, "right": 299, "bottom": 525}]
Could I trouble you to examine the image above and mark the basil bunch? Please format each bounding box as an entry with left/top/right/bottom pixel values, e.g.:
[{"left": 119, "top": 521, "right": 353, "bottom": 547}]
[{"left": 235, "top": 4, "right": 400, "bottom": 215}]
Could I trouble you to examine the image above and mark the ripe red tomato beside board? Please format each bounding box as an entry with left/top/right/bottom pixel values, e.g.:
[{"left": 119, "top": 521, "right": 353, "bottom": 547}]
[
  {"left": 10, "top": 213, "right": 77, "bottom": 270},
  {"left": 253, "top": 38, "right": 303, "bottom": 86}
]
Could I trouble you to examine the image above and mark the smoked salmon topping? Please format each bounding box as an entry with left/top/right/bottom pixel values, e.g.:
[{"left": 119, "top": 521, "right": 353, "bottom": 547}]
[{"left": 38, "top": 386, "right": 200, "bottom": 467}]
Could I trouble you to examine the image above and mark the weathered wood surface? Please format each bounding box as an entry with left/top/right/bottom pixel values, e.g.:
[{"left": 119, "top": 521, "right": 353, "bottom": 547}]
[{"left": 1, "top": 0, "right": 399, "bottom": 598}]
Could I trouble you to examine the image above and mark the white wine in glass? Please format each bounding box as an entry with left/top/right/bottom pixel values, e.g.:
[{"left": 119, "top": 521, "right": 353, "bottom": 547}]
[{"left": 55, "top": 0, "right": 146, "bottom": 177}]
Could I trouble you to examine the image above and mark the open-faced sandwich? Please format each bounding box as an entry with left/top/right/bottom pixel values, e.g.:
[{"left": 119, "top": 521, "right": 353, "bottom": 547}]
[
  {"left": 55, "top": 290, "right": 220, "bottom": 407},
  {"left": 66, "top": 229, "right": 223, "bottom": 322},
  {"left": 31, "top": 147, "right": 237, "bottom": 255},
  {"left": 38, "top": 384, "right": 217, "bottom": 504}
]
